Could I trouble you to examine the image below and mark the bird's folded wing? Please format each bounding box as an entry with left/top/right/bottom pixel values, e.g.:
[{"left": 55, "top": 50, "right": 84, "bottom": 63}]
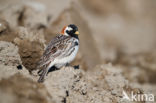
[{"left": 37, "top": 35, "right": 71, "bottom": 68}]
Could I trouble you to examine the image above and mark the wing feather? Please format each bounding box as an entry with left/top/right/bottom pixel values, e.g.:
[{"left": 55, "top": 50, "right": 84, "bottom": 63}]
[{"left": 37, "top": 35, "right": 71, "bottom": 68}]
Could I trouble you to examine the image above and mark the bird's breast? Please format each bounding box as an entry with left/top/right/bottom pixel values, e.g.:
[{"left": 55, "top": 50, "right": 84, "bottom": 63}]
[{"left": 54, "top": 45, "right": 79, "bottom": 68}]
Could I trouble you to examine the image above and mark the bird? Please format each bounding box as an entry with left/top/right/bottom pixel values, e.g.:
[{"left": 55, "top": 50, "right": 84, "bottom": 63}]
[{"left": 37, "top": 24, "right": 80, "bottom": 83}]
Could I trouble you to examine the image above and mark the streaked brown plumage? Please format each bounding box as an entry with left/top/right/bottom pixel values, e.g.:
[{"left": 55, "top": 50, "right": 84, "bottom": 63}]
[{"left": 37, "top": 24, "right": 79, "bottom": 82}]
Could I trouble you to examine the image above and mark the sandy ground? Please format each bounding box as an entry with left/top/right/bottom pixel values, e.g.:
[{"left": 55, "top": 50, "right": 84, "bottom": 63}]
[{"left": 0, "top": 0, "right": 156, "bottom": 103}]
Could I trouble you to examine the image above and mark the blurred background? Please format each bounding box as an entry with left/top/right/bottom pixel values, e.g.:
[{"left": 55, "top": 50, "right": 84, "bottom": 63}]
[{"left": 0, "top": 0, "right": 156, "bottom": 103}]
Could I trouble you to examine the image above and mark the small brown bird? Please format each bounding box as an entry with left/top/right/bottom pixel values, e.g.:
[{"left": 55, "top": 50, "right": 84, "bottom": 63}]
[{"left": 37, "top": 24, "right": 79, "bottom": 82}]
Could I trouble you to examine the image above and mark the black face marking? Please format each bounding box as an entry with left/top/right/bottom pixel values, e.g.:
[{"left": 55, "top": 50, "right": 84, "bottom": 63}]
[
  {"left": 66, "top": 24, "right": 79, "bottom": 39},
  {"left": 68, "top": 24, "right": 78, "bottom": 31}
]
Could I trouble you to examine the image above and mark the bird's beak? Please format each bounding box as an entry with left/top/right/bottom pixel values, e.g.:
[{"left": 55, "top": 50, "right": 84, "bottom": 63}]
[{"left": 75, "top": 31, "right": 79, "bottom": 35}]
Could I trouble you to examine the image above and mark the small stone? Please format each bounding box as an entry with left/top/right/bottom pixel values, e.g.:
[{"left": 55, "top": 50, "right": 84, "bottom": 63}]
[{"left": 17, "top": 65, "right": 23, "bottom": 70}]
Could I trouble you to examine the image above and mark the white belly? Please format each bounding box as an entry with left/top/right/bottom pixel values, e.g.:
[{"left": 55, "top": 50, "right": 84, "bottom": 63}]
[{"left": 54, "top": 45, "right": 79, "bottom": 68}]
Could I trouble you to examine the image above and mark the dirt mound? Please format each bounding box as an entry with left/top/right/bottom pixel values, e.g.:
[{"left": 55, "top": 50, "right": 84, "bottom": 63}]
[{"left": 0, "top": 0, "right": 156, "bottom": 103}]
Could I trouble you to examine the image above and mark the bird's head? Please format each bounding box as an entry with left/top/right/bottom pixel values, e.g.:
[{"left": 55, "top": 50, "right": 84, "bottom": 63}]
[{"left": 61, "top": 24, "right": 79, "bottom": 38}]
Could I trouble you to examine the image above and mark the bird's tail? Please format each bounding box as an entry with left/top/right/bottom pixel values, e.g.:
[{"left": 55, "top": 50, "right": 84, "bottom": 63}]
[{"left": 38, "top": 68, "right": 48, "bottom": 83}]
